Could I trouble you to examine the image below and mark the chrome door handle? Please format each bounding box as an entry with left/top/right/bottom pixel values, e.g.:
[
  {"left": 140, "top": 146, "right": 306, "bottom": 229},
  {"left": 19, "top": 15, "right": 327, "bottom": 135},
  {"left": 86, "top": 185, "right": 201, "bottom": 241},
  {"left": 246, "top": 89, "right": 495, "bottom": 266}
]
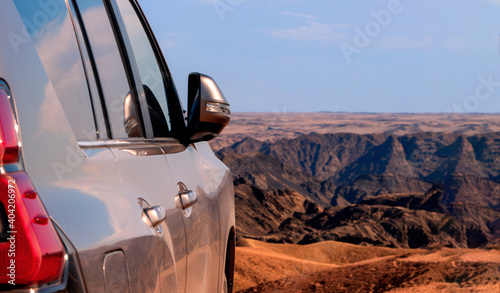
[
  {"left": 175, "top": 183, "right": 198, "bottom": 210},
  {"left": 143, "top": 205, "right": 167, "bottom": 228}
]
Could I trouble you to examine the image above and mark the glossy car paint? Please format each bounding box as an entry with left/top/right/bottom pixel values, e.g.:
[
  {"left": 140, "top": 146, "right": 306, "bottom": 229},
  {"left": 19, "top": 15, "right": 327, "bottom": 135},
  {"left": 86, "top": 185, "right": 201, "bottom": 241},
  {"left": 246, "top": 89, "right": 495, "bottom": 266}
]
[
  {"left": 194, "top": 142, "right": 235, "bottom": 293},
  {"left": 0, "top": 0, "right": 235, "bottom": 292},
  {"left": 166, "top": 144, "right": 221, "bottom": 292},
  {"left": 105, "top": 140, "right": 186, "bottom": 293}
]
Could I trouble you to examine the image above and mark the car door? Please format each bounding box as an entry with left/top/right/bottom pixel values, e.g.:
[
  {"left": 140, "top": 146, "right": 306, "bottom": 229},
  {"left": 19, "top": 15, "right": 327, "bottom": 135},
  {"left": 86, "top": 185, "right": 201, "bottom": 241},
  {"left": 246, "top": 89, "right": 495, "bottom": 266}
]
[
  {"left": 109, "top": 0, "right": 224, "bottom": 292},
  {"left": 70, "top": 0, "right": 186, "bottom": 292},
  {"left": 89, "top": 0, "right": 196, "bottom": 292},
  {"left": 163, "top": 145, "right": 223, "bottom": 293}
]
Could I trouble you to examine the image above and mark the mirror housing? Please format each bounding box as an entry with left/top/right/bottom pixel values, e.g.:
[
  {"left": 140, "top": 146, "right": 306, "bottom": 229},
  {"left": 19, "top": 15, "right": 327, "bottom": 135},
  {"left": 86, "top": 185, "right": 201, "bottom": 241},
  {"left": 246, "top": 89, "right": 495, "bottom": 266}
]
[{"left": 186, "top": 73, "right": 230, "bottom": 143}]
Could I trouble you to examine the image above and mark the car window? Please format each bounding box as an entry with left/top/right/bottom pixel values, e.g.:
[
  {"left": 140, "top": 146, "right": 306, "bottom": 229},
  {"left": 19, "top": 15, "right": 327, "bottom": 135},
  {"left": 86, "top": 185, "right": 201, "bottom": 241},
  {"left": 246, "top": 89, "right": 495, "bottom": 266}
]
[
  {"left": 13, "top": 0, "right": 98, "bottom": 141},
  {"left": 75, "top": 0, "right": 142, "bottom": 139},
  {"left": 113, "top": 0, "right": 172, "bottom": 137}
]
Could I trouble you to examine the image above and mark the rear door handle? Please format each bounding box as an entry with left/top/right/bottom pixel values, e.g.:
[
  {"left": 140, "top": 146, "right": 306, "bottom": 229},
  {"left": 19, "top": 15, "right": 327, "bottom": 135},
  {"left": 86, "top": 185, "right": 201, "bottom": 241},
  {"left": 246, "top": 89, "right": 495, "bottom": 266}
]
[
  {"left": 175, "top": 182, "right": 198, "bottom": 210},
  {"left": 143, "top": 205, "right": 167, "bottom": 228}
]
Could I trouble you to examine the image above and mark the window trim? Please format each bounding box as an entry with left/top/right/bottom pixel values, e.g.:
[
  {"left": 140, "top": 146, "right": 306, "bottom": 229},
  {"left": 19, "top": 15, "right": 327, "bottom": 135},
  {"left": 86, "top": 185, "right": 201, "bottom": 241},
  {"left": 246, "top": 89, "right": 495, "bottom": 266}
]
[
  {"left": 105, "top": 0, "right": 154, "bottom": 139},
  {"left": 64, "top": 0, "right": 100, "bottom": 140},
  {"left": 103, "top": 0, "right": 153, "bottom": 139},
  {"left": 119, "top": 0, "right": 187, "bottom": 139},
  {"left": 70, "top": 0, "right": 187, "bottom": 142},
  {"left": 70, "top": 0, "right": 149, "bottom": 140},
  {"left": 68, "top": 0, "right": 111, "bottom": 139},
  {"left": 78, "top": 138, "right": 187, "bottom": 155}
]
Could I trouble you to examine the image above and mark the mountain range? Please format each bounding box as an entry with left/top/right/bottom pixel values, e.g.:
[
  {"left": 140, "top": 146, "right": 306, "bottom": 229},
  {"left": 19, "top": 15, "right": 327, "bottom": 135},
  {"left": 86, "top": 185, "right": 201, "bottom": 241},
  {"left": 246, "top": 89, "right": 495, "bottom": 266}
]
[{"left": 216, "top": 132, "right": 500, "bottom": 249}]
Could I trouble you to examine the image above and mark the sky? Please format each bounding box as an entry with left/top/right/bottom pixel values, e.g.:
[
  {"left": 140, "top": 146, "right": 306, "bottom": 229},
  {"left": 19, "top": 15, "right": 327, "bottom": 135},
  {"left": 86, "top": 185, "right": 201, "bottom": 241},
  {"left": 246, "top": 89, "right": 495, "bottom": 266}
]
[{"left": 139, "top": 0, "right": 500, "bottom": 113}]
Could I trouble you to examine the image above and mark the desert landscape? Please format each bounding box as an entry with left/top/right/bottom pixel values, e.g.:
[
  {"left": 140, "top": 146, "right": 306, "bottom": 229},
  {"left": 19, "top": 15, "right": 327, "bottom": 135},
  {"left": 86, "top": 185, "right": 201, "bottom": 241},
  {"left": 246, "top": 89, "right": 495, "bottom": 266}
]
[
  {"left": 211, "top": 113, "right": 500, "bottom": 292},
  {"left": 210, "top": 113, "right": 500, "bottom": 150},
  {"left": 235, "top": 239, "right": 499, "bottom": 292}
]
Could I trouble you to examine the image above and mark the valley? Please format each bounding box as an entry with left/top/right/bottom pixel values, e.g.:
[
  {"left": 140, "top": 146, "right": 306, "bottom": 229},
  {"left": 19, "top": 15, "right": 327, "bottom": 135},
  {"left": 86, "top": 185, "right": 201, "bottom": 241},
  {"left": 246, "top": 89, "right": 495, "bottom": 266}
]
[{"left": 211, "top": 113, "right": 500, "bottom": 291}]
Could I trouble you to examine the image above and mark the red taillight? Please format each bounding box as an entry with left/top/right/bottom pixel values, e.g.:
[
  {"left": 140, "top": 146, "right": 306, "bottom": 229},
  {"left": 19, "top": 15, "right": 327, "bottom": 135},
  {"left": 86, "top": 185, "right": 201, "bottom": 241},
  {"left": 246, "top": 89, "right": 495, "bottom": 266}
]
[
  {"left": 0, "top": 173, "right": 65, "bottom": 286},
  {"left": 0, "top": 125, "right": 4, "bottom": 163},
  {"left": 0, "top": 90, "right": 20, "bottom": 164},
  {"left": 0, "top": 89, "right": 65, "bottom": 286}
]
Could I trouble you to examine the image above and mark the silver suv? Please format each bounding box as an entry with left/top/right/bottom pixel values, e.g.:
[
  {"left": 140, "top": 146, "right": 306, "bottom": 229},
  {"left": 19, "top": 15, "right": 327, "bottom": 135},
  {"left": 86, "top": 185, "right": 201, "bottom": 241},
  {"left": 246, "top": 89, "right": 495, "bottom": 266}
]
[{"left": 0, "top": 0, "right": 235, "bottom": 292}]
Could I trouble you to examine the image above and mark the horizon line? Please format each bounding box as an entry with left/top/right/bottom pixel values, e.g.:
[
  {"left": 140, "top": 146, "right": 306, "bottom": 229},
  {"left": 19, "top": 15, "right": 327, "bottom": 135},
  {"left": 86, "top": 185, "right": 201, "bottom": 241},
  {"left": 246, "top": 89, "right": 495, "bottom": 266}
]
[{"left": 230, "top": 111, "right": 500, "bottom": 115}]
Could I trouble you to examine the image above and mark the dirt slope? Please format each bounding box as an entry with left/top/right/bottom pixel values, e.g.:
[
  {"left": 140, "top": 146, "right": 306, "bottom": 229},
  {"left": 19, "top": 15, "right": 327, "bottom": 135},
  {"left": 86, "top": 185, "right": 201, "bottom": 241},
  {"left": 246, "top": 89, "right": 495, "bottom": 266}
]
[{"left": 234, "top": 239, "right": 500, "bottom": 293}]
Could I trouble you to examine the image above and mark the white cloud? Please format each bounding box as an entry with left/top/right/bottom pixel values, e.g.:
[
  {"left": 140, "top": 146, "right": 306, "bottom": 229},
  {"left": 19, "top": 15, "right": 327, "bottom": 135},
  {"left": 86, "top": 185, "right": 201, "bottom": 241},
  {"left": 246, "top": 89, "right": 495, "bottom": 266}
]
[
  {"left": 159, "top": 33, "right": 192, "bottom": 49},
  {"left": 161, "top": 39, "right": 177, "bottom": 49},
  {"left": 279, "top": 11, "right": 317, "bottom": 20},
  {"left": 271, "top": 22, "right": 350, "bottom": 41},
  {"left": 440, "top": 36, "right": 485, "bottom": 50},
  {"left": 194, "top": 0, "right": 248, "bottom": 3},
  {"left": 486, "top": 0, "right": 500, "bottom": 6},
  {"left": 377, "top": 35, "right": 434, "bottom": 49},
  {"left": 163, "top": 32, "right": 192, "bottom": 37}
]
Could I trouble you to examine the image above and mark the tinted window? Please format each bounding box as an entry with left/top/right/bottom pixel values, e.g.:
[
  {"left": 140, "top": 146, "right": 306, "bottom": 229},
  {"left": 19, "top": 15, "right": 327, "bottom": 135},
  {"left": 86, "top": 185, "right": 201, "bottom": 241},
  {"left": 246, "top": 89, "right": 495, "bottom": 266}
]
[
  {"left": 14, "top": 0, "right": 97, "bottom": 141},
  {"left": 75, "top": 0, "right": 140, "bottom": 139},
  {"left": 113, "top": 0, "right": 171, "bottom": 137}
]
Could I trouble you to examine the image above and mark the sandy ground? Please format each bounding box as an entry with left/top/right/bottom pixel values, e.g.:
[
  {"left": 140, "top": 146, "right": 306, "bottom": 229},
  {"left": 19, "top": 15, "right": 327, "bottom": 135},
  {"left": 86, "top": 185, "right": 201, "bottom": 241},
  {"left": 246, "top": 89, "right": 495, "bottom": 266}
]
[
  {"left": 211, "top": 113, "right": 500, "bottom": 150},
  {"left": 234, "top": 239, "right": 500, "bottom": 293}
]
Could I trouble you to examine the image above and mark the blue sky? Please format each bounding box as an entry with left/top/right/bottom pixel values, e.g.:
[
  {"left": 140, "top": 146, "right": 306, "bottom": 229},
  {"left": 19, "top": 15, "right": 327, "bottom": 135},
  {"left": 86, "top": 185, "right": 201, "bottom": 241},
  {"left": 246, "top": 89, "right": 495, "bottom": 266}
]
[{"left": 140, "top": 0, "right": 500, "bottom": 113}]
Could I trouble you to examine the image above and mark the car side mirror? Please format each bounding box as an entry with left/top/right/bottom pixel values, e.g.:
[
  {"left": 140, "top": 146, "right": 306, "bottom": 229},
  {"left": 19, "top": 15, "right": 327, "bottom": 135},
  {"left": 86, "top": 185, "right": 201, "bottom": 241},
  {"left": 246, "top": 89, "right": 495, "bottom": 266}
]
[
  {"left": 185, "top": 73, "right": 230, "bottom": 143},
  {"left": 124, "top": 92, "right": 142, "bottom": 138}
]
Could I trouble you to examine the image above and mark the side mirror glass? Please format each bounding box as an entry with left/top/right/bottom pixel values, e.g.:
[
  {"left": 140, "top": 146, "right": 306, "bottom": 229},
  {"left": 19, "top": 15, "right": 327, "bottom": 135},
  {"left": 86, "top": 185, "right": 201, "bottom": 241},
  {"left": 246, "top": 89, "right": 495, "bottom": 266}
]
[
  {"left": 124, "top": 92, "right": 142, "bottom": 138},
  {"left": 186, "top": 73, "right": 230, "bottom": 143}
]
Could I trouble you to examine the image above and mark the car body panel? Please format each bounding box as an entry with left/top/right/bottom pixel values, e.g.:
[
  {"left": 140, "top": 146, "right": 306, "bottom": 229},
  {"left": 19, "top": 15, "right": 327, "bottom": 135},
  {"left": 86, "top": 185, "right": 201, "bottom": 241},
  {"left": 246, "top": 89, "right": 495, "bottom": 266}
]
[
  {"left": 0, "top": 1, "right": 235, "bottom": 292},
  {"left": 107, "top": 142, "right": 185, "bottom": 293},
  {"left": 164, "top": 145, "right": 220, "bottom": 292},
  {"left": 195, "top": 142, "right": 236, "bottom": 292}
]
